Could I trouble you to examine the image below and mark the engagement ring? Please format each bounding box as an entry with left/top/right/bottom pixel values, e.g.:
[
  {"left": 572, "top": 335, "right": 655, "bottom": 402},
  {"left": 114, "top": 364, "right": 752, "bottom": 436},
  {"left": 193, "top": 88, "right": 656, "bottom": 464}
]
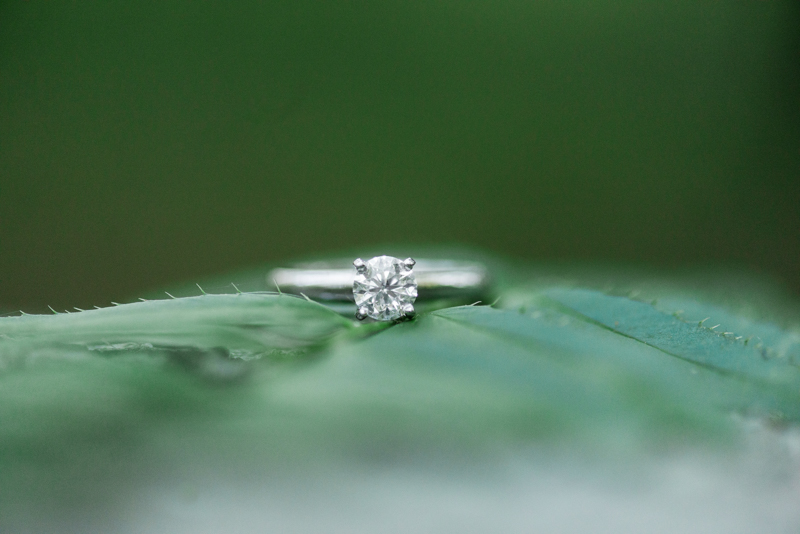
[{"left": 269, "top": 256, "right": 491, "bottom": 322}]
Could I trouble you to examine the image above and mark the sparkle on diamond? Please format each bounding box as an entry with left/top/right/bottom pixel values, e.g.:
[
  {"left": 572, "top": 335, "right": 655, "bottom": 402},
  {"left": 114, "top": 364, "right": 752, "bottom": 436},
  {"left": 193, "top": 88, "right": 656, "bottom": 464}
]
[{"left": 353, "top": 256, "right": 418, "bottom": 321}]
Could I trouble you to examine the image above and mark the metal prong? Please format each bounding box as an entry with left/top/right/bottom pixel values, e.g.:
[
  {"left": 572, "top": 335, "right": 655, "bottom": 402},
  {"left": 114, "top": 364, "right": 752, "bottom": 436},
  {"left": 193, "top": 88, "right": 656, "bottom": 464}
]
[
  {"left": 353, "top": 258, "right": 367, "bottom": 274},
  {"left": 402, "top": 303, "right": 416, "bottom": 318},
  {"left": 402, "top": 257, "right": 416, "bottom": 271},
  {"left": 355, "top": 306, "right": 368, "bottom": 321}
]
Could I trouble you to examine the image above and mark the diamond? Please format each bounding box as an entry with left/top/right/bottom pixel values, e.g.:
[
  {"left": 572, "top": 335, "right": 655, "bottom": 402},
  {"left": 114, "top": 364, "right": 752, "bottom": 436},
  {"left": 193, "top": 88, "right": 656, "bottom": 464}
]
[{"left": 353, "top": 256, "right": 418, "bottom": 321}]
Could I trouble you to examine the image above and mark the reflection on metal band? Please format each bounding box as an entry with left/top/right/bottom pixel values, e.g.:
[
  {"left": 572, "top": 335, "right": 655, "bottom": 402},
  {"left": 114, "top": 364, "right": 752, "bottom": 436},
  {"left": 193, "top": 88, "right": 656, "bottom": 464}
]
[{"left": 268, "top": 259, "right": 490, "bottom": 302}]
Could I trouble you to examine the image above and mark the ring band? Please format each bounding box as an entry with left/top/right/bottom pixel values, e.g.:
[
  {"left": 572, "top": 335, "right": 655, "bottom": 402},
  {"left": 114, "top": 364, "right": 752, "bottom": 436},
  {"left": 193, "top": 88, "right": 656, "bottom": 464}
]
[{"left": 268, "top": 257, "right": 491, "bottom": 319}]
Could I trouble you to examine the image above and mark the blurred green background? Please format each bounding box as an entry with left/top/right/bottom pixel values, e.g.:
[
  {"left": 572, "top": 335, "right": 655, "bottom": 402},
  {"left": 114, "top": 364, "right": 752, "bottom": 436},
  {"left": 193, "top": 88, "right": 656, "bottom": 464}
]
[{"left": 1, "top": 0, "right": 798, "bottom": 313}]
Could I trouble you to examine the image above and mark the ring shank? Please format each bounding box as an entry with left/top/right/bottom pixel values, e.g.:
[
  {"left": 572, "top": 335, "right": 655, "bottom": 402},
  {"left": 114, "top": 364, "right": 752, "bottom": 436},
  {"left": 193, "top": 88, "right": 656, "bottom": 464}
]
[{"left": 269, "top": 259, "right": 491, "bottom": 302}]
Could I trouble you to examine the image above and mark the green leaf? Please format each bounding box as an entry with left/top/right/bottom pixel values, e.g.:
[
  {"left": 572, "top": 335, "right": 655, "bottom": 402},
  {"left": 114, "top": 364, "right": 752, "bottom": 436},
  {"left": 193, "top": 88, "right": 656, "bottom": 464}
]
[
  {"left": 2, "top": 255, "right": 800, "bottom": 530},
  {"left": 0, "top": 293, "right": 353, "bottom": 365},
  {"left": 515, "top": 288, "right": 800, "bottom": 421}
]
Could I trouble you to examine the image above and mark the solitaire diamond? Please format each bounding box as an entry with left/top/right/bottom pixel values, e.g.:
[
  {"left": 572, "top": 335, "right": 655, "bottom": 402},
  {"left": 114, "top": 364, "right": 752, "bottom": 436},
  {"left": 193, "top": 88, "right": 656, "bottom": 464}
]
[{"left": 353, "top": 256, "right": 418, "bottom": 321}]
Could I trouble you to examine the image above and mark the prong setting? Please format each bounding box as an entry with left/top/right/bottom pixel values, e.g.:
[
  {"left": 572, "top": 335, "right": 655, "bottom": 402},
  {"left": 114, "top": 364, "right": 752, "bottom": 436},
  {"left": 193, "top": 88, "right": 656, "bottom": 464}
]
[
  {"left": 401, "top": 303, "right": 416, "bottom": 318},
  {"left": 355, "top": 306, "right": 368, "bottom": 320},
  {"left": 353, "top": 258, "right": 367, "bottom": 274},
  {"left": 353, "top": 255, "right": 418, "bottom": 322}
]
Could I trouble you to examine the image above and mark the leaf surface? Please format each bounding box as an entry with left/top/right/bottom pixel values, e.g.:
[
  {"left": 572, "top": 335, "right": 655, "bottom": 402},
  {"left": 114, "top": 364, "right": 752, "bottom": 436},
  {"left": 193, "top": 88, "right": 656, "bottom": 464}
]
[{"left": 2, "top": 258, "right": 800, "bottom": 531}]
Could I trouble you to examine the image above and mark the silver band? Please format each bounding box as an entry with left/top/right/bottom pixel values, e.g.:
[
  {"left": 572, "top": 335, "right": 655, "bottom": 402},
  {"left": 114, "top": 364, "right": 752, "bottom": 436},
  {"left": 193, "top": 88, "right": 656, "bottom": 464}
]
[{"left": 268, "top": 259, "right": 491, "bottom": 303}]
